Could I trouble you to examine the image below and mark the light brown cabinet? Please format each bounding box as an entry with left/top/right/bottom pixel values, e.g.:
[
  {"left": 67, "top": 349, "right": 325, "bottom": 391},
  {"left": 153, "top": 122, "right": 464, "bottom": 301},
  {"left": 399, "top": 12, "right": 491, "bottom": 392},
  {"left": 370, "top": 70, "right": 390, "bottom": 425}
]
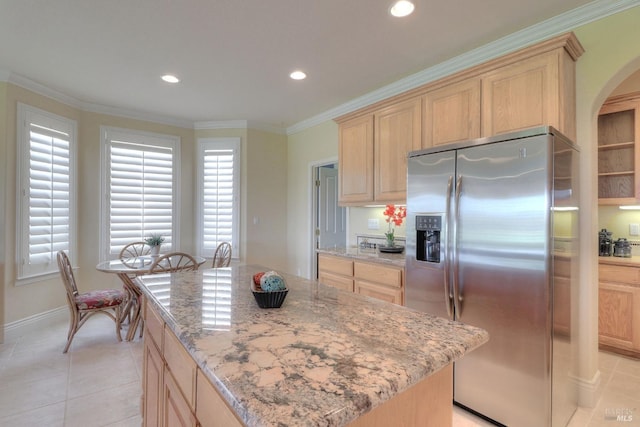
[
  {"left": 423, "top": 77, "right": 481, "bottom": 147},
  {"left": 354, "top": 261, "right": 403, "bottom": 305},
  {"left": 481, "top": 50, "right": 575, "bottom": 138},
  {"left": 374, "top": 98, "right": 422, "bottom": 201},
  {"left": 338, "top": 114, "right": 374, "bottom": 204},
  {"left": 598, "top": 262, "right": 640, "bottom": 356},
  {"left": 318, "top": 253, "right": 354, "bottom": 292},
  {"left": 336, "top": 33, "right": 582, "bottom": 206},
  {"left": 318, "top": 253, "right": 404, "bottom": 305},
  {"left": 597, "top": 92, "right": 640, "bottom": 204},
  {"left": 338, "top": 98, "right": 421, "bottom": 205},
  {"left": 142, "top": 298, "right": 244, "bottom": 427}
]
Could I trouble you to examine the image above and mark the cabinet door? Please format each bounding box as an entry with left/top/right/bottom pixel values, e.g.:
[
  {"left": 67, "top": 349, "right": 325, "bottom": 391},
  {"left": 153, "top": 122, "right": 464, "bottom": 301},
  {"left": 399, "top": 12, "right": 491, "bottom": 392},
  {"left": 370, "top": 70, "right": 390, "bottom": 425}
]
[
  {"left": 143, "top": 335, "right": 164, "bottom": 427},
  {"left": 164, "top": 368, "right": 197, "bottom": 427},
  {"left": 598, "top": 282, "right": 638, "bottom": 351},
  {"left": 339, "top": 115, "right": 374, "bottom": 205},
  {"left": 374, "top": 98, "right": 422, "bottom": 202},
  {"left": 423, "top": 78, "right": 481, "bottom": 148},
  {"left": 164, "top": 328, "right": 197, "bottom": 410},
  {"left": 481, "top": 52, "right": 559, "bottom": 137},
  {"left": 196, "top": 369, "right": 243, "bottom": 427},
  {"left": 597, "top": 96, "right": 640, "bottom": 204}
]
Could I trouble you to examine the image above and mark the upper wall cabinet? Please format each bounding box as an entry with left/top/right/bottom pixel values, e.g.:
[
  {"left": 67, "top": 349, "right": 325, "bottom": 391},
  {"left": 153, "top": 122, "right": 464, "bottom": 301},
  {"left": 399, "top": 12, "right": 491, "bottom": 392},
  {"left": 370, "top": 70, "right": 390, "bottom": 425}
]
[
  {"left": 336, "top": 32, "right": 583, "bottom": 206},
  {"left": 374, "top": 98, "right": 422, "bottom": 202},
  {"left": 338, "top": 114, "right": 374, "bottom": 204},
  {"left": 481, "top": 49, "right": 576, "bottom": 138},
  {"left": 597, "top": 92, "right": 640, "bottom": 205},
  {"left": 423, "top": 77, "right": 481, "bottom": 147}
]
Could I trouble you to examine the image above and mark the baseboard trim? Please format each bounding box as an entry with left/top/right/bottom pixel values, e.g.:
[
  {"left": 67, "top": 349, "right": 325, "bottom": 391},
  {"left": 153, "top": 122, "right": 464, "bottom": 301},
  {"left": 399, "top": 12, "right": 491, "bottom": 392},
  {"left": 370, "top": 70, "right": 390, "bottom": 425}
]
[
  {"left": 575, "top": 369, "right": 601, "bottom": 408},
  {"left": 3, "top": 306, "right": 67, "bottom": 343}
]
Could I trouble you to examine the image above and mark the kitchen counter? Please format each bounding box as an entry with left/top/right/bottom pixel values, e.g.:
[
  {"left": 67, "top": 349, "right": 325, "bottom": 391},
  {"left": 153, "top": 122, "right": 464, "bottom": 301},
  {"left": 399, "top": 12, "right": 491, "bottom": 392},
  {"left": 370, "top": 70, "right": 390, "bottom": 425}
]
[
  {"left": 598, "top": 255, "right": 640, "bottom": 266},
  {"left": 136, "top": 265, "right": 488, "bottom": 426},
  {"left": 317, "top": 247, "right": 405, "bottom": 267}
]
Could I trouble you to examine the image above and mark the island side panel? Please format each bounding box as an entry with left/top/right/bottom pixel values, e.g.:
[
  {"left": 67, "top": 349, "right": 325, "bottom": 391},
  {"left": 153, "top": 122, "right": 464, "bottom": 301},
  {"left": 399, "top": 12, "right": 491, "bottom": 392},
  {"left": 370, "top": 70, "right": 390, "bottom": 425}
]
[{"left": 347, "top": 364, "right": 453, "bottom": 427}]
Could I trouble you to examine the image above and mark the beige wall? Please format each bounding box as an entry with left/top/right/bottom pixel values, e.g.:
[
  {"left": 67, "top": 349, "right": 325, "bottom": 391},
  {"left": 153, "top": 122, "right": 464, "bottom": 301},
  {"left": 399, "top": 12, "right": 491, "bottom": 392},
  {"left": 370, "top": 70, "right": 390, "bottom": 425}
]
[
  {"left": 574, "top": 7, "right": 640, "bottom": 405},
  {"left": 0, "top": 82, "right": 7, "bottom": 341},
  {"left": 286, "top": 120, "right": 338, "bottom": 278},
  {"left": 1, "top": 87, "right": 289, "bottom": 325},
  {"left": 244, "top": 128, "right": 288, "bottom": 272},
  {"left": 2, "top": 85, "right": 83, "bottom": 323}
]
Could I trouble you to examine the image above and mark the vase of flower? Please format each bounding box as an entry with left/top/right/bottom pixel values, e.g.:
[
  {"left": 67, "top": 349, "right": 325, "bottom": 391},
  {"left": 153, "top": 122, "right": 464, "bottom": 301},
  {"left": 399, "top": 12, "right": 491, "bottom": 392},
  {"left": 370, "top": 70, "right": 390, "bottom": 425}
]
[
  {"left": 145, "top": 234, "right": 165, "bottom": 257},
  {"left": 381, "top": 205, "right": 406, "bottom": 252}
]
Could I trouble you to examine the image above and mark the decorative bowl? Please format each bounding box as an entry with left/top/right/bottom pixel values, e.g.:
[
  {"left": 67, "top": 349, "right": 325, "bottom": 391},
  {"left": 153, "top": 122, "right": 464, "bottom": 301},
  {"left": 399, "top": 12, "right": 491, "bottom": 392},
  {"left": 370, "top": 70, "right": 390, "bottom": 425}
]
[{"left": 251, "top": 282, "right": 288, "bottom": 308}]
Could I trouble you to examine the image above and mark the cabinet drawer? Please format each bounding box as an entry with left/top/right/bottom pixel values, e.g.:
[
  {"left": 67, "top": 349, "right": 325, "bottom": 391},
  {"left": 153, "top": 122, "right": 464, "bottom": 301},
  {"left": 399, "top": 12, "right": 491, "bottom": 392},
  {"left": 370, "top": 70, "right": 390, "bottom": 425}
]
[
  {"left": 355, "top": 280, "right": 403, "bottom": 305},
  {"left": 354, "top": 261, "right": 402, "bottom": 288},
  {"left": 318, "top": 254, "right": 354, "bottom": 276},
  {"left": 164, "top": 328, "right": 197, "bottom": 410},
  {"left": 318, "top": 271, "right": 354, "bottom": 292},
  {"left": 145, "top": 299, "right": 165, "bottom": 351},
  {"left": 599, "top": 263, "right": 640, "bottom": 285}
]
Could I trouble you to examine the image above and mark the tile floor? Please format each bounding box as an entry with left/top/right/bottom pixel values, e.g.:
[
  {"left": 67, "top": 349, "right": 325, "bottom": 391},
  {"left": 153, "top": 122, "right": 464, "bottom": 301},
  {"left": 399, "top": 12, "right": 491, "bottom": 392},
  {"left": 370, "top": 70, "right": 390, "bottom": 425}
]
[{"left": 1, "top": 314, "right": 639, "bottom": 426}]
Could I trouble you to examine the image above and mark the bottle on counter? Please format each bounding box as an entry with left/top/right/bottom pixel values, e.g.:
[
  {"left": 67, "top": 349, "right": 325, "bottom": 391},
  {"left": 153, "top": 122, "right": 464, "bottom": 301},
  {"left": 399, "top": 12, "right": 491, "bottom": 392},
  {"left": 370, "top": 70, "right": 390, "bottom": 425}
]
[
  {"left": 613, "top": 238, "right": 632, "bottom": 258},
  {"left": 599, "top": 229, "right": 613, "bottom": 256}
]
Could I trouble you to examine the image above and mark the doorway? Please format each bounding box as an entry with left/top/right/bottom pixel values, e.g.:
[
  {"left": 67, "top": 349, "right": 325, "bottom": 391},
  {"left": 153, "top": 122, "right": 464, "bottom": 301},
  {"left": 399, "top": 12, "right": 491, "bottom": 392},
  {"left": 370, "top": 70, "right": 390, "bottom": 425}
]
[{"left": 311, "top": 162, "right": 346, "bottom": 278}]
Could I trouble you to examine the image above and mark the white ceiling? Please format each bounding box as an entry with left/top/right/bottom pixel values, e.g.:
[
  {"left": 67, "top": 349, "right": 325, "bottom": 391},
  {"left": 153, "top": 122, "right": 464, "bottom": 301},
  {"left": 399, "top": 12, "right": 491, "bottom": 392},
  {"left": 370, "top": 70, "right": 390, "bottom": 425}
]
[{"left": 0, "top": 0, "right": 627, "bottom": 131}]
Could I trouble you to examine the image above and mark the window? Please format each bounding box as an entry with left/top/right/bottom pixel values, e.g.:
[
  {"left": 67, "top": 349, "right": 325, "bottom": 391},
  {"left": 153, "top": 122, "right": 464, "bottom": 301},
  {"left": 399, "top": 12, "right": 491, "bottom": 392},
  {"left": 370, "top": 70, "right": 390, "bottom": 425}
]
[
  {"left": 100, "top": 127, "right": 180, "bottom": 260},
  {"left": 197, "top": 138, "right": 240, "bottom": 258},
  {"left": 16, "top": 103, "right": 77, "bottom": 281}
]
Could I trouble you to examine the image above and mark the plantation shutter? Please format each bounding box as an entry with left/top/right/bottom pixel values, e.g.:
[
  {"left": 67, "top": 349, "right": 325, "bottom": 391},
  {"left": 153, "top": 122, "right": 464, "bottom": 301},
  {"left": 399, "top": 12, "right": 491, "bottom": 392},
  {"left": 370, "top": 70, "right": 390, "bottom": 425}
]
[
  {"left": 17, "top": 104, "right": 76, "bottom": 280},
  {"left": 202, "top": 145, "right": 236, "bottom": 253},
  {"left": 106, "top": 133, "right": 176, "bottom": 256}
]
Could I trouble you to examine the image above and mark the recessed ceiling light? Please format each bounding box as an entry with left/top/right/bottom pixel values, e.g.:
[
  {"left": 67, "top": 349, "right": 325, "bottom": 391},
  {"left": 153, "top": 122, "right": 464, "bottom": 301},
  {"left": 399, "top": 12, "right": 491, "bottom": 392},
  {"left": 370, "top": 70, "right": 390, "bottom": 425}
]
[
  {"left": 161, "top": 74, "right": 180, "bottom": 83},
  {"left": 290, "top": 70, "right": 307, "bottom": 80},
  {"left": 390, "top": 0, "right": 415, "bottom": 17}
]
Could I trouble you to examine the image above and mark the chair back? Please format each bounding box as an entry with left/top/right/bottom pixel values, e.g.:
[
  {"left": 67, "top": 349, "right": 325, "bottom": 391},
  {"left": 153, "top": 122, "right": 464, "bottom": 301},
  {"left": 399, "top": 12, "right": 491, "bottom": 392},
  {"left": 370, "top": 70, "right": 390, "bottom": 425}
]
[
  {"left": 119, "top": 241, "right": 152, "bottom": 259},
  {"left": 212, "top": 242, "right": 232, "bottom": 268},
  {"left": 57, "top": 250, "right": 79, "bottom": 300},
  {"left": 150, "top": 252, "right": 199, "bottom": 273}
]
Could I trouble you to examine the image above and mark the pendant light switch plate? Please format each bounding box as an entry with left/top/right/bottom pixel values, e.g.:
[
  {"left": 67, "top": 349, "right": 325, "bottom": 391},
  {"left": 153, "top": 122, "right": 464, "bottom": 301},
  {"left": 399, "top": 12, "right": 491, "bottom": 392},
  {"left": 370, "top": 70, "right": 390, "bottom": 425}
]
[
  {"left": 630, "top": 223, "right": 639, "bottom": 236},
  {"left": 368, "top": 219, "right": 379, "bottom": 230}
]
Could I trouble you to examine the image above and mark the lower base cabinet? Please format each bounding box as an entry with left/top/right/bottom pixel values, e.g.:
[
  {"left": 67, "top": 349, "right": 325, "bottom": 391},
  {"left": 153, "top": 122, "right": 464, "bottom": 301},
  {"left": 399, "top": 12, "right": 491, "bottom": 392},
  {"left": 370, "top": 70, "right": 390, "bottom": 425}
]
[
  {"left": 142, "top": 297, "right": 244, "bottom": 427},
  {"left": 318, "top": 253, "right": 404, "bottom": 305},
  {"left": 598, "top": 262, "right": 640, "bottom": 357}
]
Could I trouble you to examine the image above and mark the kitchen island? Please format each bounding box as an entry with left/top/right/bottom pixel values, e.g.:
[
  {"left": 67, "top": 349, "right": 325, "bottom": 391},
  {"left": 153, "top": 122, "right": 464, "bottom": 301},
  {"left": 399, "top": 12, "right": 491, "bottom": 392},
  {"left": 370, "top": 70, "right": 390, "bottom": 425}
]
[{"left": 136, "top": 265, "right": 488, "bottom": 427}]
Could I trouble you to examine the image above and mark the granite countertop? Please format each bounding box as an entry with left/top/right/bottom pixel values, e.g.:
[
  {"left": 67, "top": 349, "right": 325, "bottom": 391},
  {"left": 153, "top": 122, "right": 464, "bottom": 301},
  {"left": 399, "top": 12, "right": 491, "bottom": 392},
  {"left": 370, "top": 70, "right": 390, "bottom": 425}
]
[
  {"left": 317, "top": 247, "right": 406, "bottom": 267},
  {"left": 136, "top": 265, "right": 488, "bottom": 427}
]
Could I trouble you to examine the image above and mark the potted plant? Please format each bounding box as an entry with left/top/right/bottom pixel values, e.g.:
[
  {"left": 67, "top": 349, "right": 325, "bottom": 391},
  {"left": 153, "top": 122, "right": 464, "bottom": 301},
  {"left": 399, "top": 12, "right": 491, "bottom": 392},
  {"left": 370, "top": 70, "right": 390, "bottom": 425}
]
[
  {"left": 382, "top": 205, "right": 406, "bottom": 251},
  {"left": 145, "top": 233, "right": 165, "bottom": 257}
]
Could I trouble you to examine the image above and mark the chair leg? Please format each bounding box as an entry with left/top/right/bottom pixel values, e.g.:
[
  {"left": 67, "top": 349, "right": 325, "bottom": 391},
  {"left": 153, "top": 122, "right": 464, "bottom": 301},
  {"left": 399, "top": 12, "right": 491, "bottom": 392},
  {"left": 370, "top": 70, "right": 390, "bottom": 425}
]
[
  {"left": 115, "top": 305, "right": 123, "bottom": 342},
  {"left": 63, "top": 311, "right": 80, "bottom": 354}
]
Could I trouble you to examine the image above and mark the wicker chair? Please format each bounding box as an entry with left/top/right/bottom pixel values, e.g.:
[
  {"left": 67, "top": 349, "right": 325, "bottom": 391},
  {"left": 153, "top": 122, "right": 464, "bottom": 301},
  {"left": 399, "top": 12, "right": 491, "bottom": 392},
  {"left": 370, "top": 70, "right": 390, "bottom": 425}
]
[
  {"left": 150, "top": 252, "right": 199, "bottom": 273},
  {"left": 119, "top": 241, "right": 152, "bottom": 260},
  {"left": 212, "top": 242, "right": 232, "bottom": 268},
  {"left": 57, "top": 250, "right": 125, "bottom": 353}
]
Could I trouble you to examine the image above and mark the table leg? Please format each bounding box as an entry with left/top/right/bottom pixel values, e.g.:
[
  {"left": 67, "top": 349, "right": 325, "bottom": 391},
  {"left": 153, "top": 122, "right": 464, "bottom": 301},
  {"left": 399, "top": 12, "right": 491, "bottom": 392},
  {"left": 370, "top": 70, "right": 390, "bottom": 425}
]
[{"left": 117, "top": 273, "right": 143, "bottom": 341}]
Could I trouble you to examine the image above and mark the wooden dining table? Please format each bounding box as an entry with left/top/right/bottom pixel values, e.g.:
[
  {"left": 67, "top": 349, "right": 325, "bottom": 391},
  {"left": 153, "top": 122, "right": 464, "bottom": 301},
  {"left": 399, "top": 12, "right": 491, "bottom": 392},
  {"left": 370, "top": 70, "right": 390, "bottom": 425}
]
[{"left": 96, "top": 255, "right": 206, "bottom": 340}]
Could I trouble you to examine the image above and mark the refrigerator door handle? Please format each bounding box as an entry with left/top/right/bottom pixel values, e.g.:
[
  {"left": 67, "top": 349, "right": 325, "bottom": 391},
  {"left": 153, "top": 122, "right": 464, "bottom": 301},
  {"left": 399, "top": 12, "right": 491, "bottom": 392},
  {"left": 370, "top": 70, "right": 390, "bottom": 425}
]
[
  {"left": 452, "top": 174, "right": 463, "bottom": 318},
  {"left": 444, "top": 175, "right": 454, "bottom": 319}
]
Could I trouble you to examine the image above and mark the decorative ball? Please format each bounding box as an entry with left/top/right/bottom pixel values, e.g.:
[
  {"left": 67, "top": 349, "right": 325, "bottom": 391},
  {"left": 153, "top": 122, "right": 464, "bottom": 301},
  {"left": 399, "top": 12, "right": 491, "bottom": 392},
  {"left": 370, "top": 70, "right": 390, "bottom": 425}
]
[
  {"left": 259, "top": 271, "right": 286, "bottom": 292},
  {"left": 253, "top": 272, "right": 265, "bottom": 286}
]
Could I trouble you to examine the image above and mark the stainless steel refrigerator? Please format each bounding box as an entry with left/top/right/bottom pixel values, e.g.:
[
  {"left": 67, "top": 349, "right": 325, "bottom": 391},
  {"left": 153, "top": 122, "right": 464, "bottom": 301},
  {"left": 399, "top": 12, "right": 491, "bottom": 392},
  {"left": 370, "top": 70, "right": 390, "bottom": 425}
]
[{"left": 406, "top": 126, "right": 579, "bottom": 427}]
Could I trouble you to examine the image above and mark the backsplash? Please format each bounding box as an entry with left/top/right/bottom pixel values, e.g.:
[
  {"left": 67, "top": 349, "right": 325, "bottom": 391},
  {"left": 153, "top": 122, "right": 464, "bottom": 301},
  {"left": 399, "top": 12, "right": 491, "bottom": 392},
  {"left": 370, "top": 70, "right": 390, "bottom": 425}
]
[{"left": 348, "top": 206, "right": 406, "bottom": 246}]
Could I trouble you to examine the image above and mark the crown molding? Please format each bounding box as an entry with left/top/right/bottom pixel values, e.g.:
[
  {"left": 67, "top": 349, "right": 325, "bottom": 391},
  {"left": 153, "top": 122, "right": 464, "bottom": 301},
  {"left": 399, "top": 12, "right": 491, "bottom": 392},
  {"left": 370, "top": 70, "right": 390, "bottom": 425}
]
[
  {"left": 4, "top": 71, "right": 194, "bottom": 129},
  {"left": 81, "top": 101, "right": 194, "bottom": 129},
  {"left": 194, "top": 120, "right": 286, "bottom": 134},
  {"left": 286, "top": 0, "right": 640, "bottom": 135}
]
